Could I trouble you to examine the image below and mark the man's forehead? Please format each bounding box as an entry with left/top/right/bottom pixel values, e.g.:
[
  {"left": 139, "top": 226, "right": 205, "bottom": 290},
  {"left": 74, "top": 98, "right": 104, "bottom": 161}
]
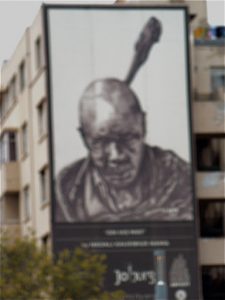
[
  {"left": 93, "top": 94, "right": 137, "bottom": 115},
  {"left": 94, "top": 97, "right": 116, "bottom": 126},
  {"left": 79, "top": 78, "right": 144, "bottom": 133},
  {"left": 81, "top": 94, "right": 140, "bottom": 129},
  {"left": 86, "top": 110, "right": 143, "bottom": 138},
  {"left": 80, "top": 79, "right": 141, "bottom": 111}
]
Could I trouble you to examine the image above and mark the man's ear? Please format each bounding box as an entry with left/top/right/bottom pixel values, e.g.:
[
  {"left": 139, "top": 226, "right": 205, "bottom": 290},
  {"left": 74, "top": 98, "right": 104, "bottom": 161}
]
[
  {"left": 78, "top": 127, "right": 89, "bottom": 149},
  {"left": 141, "top": 111, "right": 147, "bottom": 137}
]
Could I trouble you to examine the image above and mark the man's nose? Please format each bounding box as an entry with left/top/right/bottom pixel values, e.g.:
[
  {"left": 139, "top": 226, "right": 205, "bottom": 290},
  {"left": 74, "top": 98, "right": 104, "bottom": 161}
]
[{"left": 107, "top": 142, "right": 125, "bottom": 162}]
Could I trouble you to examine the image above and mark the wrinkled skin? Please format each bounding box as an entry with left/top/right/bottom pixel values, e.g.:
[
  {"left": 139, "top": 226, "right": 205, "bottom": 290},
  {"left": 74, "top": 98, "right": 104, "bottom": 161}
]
[{"left": 79, "top": 78, "right": 146, "bottom": 188}]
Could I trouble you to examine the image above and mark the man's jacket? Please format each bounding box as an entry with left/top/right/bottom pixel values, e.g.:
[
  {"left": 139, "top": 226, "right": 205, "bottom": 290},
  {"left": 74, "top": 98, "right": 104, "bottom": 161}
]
[{"left": 56, "top": 145, "right": 194, "bottom": 222}]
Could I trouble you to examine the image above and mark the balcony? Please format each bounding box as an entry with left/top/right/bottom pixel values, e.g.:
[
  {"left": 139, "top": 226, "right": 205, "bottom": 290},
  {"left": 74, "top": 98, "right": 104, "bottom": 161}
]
[
  {"left": 193, "top": 101, "right": 225, "bottom": 134},
  {"left": 195, "top": 38, "right": 225, "bottom": 47},
  {"left": 199, "top": 238, "right": 225, "bottom": 265},
  {"left": 0, "top": 162, "right": 20, "bottom": 195},
  {"left": 0, "top": 192, "right": 20, "bottom": 238},
  {"left": 196, "top": 172, "right": 225, "bottom": 199},
  {"left": 0, "top": 223, "right": 21, "bottom": 238}
]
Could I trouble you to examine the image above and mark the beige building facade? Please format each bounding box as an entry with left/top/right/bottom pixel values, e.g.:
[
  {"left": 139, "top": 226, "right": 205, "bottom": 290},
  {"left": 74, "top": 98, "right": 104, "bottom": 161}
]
[
  {"left": 0, "top": 9, "right": 50, "bottom": 245},
  {"left": 1, "top": 0, "right": 224, "bottom": 298}
]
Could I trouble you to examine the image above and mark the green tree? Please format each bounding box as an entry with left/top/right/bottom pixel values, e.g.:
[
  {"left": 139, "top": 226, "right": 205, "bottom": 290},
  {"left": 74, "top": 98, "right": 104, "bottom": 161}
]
[
  {"left": 0, "top": 235, "right": 51, "bottom": 300},
  {"left": 51, "top": 247, "right": 124, "bottom": 300},
  {"left": 0, "top": 235, "right": 125, "bottom": 300}
]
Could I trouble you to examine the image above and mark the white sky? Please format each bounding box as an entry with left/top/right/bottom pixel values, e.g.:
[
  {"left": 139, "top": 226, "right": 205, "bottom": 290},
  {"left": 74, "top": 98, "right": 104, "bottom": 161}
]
[{"left": 0, "top": 0, "right": 224, "bottom": 83}]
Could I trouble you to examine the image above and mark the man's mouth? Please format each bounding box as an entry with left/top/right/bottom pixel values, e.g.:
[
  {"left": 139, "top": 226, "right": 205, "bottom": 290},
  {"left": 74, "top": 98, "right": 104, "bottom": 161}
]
[{"left": 104, "top": 165, "right": 134, "bottom": 183}]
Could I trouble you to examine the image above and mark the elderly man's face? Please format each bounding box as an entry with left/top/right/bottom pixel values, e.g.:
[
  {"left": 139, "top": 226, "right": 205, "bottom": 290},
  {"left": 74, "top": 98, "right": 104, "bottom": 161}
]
[{"left": 82, "top": 97, "right": 145, "bottom": 188}]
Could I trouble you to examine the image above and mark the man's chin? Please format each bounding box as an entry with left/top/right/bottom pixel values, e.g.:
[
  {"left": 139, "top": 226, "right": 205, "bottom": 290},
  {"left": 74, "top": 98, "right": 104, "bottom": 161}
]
[{"left": 105, "top": 174, "right": 136, "bottom": 189}]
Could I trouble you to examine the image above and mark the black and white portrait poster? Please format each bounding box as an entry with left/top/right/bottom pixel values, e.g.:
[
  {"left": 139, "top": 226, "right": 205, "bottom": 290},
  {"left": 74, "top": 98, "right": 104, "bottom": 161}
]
[{"left": 45, "top": 4, "right": 201, "bottom": 299}]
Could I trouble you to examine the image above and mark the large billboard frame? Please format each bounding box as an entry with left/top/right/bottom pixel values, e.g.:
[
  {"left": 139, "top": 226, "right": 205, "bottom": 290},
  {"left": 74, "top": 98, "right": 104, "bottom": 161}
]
[{"left": 43, "top": 4, "right": 201, "bottom": 300}]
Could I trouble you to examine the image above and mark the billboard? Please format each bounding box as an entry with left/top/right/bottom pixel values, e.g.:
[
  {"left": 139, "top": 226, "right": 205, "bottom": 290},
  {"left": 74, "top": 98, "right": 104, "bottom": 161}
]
[{"left": 44, "top": 4, "right": 201, "bottom": 299}]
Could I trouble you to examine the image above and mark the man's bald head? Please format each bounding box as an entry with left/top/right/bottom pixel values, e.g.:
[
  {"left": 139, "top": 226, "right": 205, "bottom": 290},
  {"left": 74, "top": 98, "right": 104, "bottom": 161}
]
[
  {"left": 79, "top": 78, "right": 144, "bottom": 133},
  {"left": 78, "top": 78, "right": 146, "bottom": 187}
]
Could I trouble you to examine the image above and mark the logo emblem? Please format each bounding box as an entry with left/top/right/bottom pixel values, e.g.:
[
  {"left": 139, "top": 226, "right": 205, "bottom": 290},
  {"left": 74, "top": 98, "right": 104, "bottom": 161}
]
[{"left": 175, "top": 289, "right": 187, "bottom": 300}]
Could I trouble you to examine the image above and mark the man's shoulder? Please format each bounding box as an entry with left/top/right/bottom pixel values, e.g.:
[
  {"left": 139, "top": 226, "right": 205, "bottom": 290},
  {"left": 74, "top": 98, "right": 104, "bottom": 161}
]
[
  {"left": 145, "top": 144, "right": 190, "bottom": 168},
  {"left": 56, "top": 158, "right": 88, "bottom": 222},
  {"left": 56, "top": 157, "right": 89, "bottom": 197},
  {"left": 57, "top": 158, "right": 87, "bottom": 181},
  {"left": 143, "top": 145, "right": 193, "bottom": 221}
]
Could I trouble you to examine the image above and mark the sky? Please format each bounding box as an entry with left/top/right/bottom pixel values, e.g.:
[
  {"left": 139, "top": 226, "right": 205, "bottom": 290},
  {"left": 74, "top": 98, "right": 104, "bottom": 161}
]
[{"left": 0, "top": 0, "right": 224, "bottom": 81}]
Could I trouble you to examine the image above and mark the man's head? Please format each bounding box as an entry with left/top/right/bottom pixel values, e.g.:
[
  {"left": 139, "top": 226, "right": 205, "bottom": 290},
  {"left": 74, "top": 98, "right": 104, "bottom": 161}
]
[{"left": 79, "top": 78, "right": 146, "bottom": 188}]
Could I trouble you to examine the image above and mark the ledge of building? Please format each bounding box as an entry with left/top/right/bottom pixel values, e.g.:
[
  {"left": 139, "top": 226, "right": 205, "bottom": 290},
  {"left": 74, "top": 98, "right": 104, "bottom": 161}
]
[
  {"left": 199, "top": 238, "right": 225, "bottom": 265},
  {"left": 195, "top": 38, "right": 225, "bottom": 47}
]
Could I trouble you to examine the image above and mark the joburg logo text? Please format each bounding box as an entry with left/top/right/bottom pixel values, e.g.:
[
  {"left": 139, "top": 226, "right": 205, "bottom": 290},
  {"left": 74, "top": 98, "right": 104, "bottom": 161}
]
[{"left": 114, "top": 264, "right": 156, "bottom": 286}]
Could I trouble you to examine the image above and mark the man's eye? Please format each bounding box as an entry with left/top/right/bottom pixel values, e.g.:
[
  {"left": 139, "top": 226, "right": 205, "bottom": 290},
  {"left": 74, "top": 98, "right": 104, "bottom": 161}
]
[
  {"left": 92, "top": 139, "right": 105, "bottom": 149},
  {"left": 123, "top": 134, "right": 140, "bottom": 143},
  {"left": 93, "top": 140, "right": 101, "bottom": 147}
]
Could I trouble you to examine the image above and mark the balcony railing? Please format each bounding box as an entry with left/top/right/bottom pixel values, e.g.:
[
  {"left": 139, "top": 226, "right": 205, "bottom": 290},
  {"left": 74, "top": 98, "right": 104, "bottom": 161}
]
[
  {"left": 196, "top": 172, "right": 225, "bottom": 199},
  {"left": 193, "top": 101, "right": 225, "bottom": 134},
  {"left": 195, "top": 39, "right": 225, "bottom": 47},
  {"left": 0, "top": 223, "right": 21, "bottom": 238},
  {"left": 0, "top": 161, "right": 20, "bottom": 195},
  {"left": 199, "top": 238, "right": 225, "bottom": 265}
]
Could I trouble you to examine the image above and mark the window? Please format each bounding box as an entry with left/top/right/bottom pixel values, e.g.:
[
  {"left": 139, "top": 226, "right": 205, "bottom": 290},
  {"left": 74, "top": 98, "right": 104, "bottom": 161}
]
[
  {"left": 1, "top": 90, "right": 9, "bottom": 118},
  {"left": 39, "top": 167, "right": 48, "bottom": 204},
  {"left": 6, "top": 76, "right": 17, "bottom": 109},
  {"left": 9, "top": 76, "right": 17, "bottom": 105},
  {"left": 1, "top": 193, "right": 19, "bottom": 224},
  {"left": 21, "top": 123, "right": 28, "bottom": 157},
  {"left": 211, "top": 67, "right": 225, "bottom": 101},
  {"left": 23, "top": 186, "right": 30, "bottom": 220},
  {"left": 19, "top": 60, "right": 25, "bottom": 91},
  {"left": 0, "top": 197, "right": 4, "bottom": 224},
  {"left": 0, "top": 77, "right": 17, "bottom": 121},
  {"left": 0, "top": 134, "right": 6, "bottom": 164},
  {"left": 199, "top": 201, "right": 225, "bottom": 237},
  {"left": 35, "top": 37, "right": 42, "bottom": 69},
  {"left": 196, "top": 136, "right": 225, "bottom": 171},
  {"left": 0, "top": 93, "right": 3, "bottom": 121},
  {"left": 0, "top": 131, "right": 17, "bottom": 164},
  {"left": 202, "top": 266, "right": 225, "bottom": 300},
  {"left": 37, "top": 100, "right": 47, "bottom": 138},
  {"left": 41, "top": 234, "right": 50, "bottom": 251},
  {"left": 195, "top": 66, "right": 225, "bottom": 102},
  {"left": 9, "top": 132, "right": 17, "bottom": 161}
]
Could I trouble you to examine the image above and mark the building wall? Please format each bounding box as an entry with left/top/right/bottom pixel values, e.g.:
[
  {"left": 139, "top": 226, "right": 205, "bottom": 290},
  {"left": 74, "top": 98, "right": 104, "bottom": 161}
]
[
  {"left": 0, "top": 8, "right": 50, "bottom": 242},
  {"left": 29, "top": 8, "right": 50, "bottom": 242}
]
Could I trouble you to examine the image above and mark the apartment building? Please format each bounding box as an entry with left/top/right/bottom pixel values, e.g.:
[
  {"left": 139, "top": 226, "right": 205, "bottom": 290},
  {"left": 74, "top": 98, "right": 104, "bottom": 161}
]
[
  {"left": 193, "top": 24, "right": 225, "bottom": 300},
  {"left": 0, "top": 10, "right": 50, "bottom": 246},
  {"left": 0, "top": 1, "right": 224, "bottom": 299}
]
